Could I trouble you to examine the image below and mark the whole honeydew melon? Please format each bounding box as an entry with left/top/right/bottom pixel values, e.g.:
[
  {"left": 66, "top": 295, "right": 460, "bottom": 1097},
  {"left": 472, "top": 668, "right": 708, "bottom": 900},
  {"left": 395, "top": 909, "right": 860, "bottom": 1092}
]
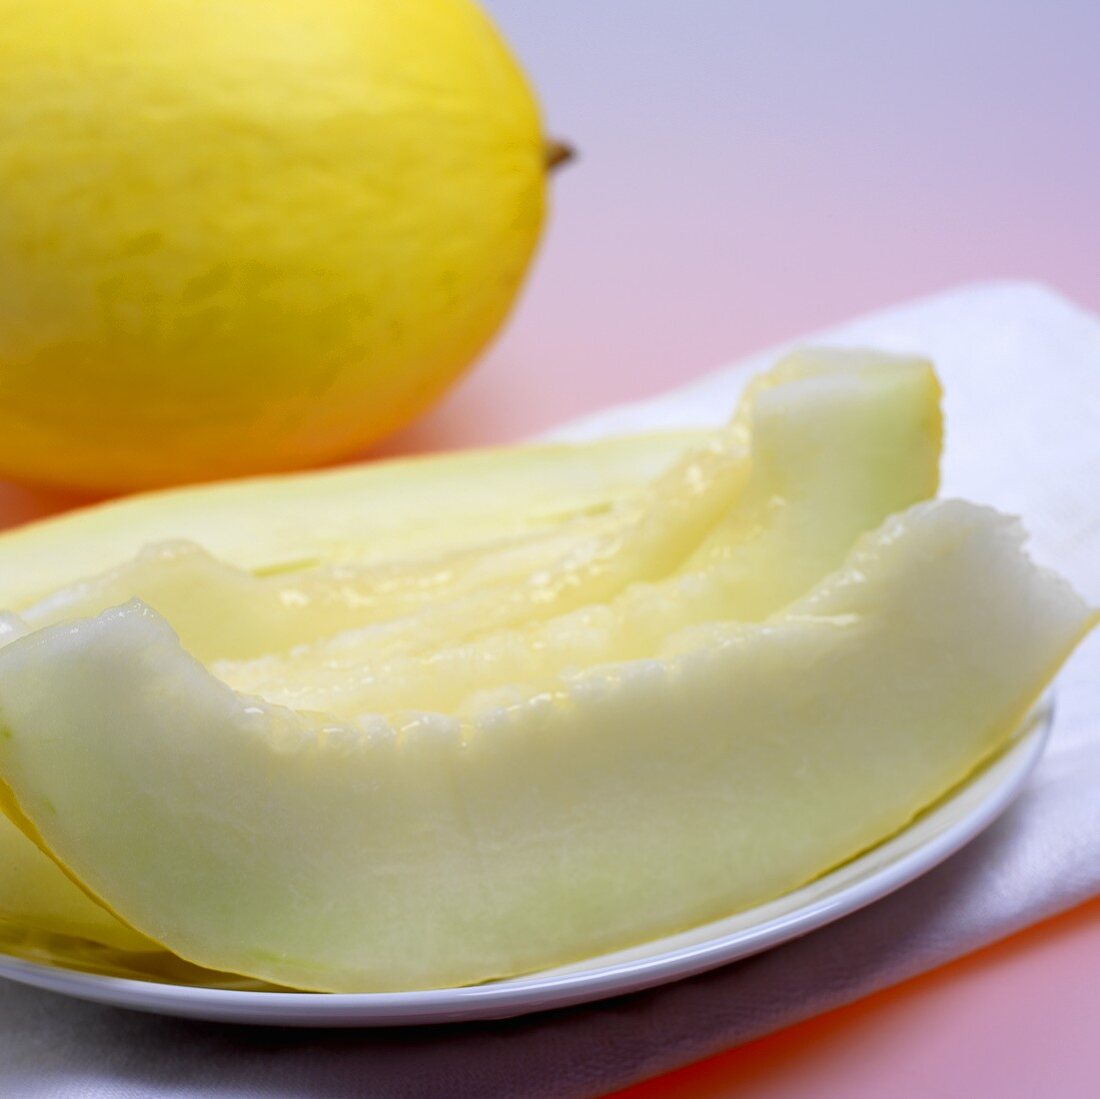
[{"left": 0, "top": 0, "right": 550, "bottom": 491}]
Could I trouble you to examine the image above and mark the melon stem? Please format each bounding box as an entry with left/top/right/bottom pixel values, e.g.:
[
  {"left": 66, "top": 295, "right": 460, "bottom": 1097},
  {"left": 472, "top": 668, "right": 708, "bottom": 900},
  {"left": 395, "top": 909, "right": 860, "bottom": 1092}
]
[{"left": 545, "top": 139, "right": 575, "bottom": 171}]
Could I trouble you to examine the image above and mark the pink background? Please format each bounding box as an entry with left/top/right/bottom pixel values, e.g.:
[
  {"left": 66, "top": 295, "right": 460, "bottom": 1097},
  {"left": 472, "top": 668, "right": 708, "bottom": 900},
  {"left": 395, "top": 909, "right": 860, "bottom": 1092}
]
[{"left": 412, "top": 2, "right": 1100, "bottom": 1095}]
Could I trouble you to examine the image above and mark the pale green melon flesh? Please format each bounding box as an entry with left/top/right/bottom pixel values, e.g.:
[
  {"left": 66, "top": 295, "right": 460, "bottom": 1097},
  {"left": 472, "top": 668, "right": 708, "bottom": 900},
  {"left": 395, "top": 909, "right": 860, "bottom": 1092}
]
[
  {"left": 0, "top": 500, "right": 1091, "bottom": 991},
  {"left": 217, "top": 353, "right": 941, "bottom": 715},
  {"left": 0, "top": 358, "right": 764, "bottom": 950},
  {"left": 0, "top": 430, "right": 747, "bottom": 962},
  {"left": 0, "top": 430, "right": 702, "bottom": 613},
  {"left": 18, "top": 426, "right": 748, "bottom": 662},
  {"left": 0, "top": 812, "right": 153, "bottom": 954},
  {"left": 19, "top": 424, "right": 748, "bottom": 660}
]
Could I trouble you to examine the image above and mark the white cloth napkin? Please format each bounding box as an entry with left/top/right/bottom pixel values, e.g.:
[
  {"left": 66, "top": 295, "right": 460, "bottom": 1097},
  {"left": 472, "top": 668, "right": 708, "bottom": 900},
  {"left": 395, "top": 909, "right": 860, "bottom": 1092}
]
[{"left": 2, "top": 281, "right": 1098, "bottom": 1098}]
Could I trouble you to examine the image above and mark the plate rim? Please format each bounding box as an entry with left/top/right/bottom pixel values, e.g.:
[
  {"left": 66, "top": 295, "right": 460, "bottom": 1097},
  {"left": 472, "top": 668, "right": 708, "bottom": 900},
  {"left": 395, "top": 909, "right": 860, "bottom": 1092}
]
[{"left": 0, "top": 697, "right": 1054, "bottom": 1027}]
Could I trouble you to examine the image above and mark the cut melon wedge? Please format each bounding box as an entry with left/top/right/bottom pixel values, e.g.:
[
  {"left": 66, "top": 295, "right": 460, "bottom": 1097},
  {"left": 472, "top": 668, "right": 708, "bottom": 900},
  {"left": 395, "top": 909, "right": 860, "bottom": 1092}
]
[
  {"left": 0, "top": 500, "right": 1091, "bottom": 991},
  {"left": 0, "top": 364, "right": 744, "bottom": 946},
  {"left": 0, "top": 348, "right": 940, "bottom": 964}
]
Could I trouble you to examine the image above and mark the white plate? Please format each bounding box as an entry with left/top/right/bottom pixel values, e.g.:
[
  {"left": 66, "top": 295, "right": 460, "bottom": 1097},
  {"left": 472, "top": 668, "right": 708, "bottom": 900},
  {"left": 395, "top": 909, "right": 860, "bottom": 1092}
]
[{"left": 0, "top": 699, "right": 1052, "bottom": 1027}]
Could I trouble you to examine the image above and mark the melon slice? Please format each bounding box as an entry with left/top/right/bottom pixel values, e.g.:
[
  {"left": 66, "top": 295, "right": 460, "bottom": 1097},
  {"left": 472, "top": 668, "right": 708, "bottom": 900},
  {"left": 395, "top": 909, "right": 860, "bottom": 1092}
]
[
  {"left": 0, "top": 348, "right": 940, "bottom": 961},
  {"left": 0, "top": 362, "right": 754, "bottom": 948},
  {"left": 0, "top": 427, "right": 748, "bottom": 960},
  {"left": 0, "top": 500, "right": 1091, "bottom": 991}
]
